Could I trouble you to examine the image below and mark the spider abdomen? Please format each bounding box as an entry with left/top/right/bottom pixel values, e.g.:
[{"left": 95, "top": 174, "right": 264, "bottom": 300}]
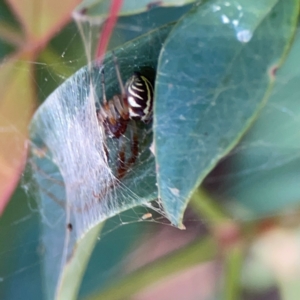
[{"left": 125, "top": 72, "right": 154, "bottom": 122}]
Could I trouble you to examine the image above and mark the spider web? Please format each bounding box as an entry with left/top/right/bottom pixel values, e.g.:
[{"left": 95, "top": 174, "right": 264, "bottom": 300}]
[
  {"left": 0, "top": 4, "right": 195, "bottom": 300},
  {"left": 1, "top": 2, "right": 300, "bottom": 300}
]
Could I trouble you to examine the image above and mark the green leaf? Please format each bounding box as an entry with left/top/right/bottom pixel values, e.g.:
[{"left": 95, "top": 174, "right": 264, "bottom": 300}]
[
  {"left": 154, "top": 0, "right": 299, "bottom": 226},
  {"left": 75, "top": 0, "right": 196, "bottom": 18},
  {"left": 206, "top": 27, "right": 300, "bottom": 218},
  {"left": 0, "top": 187, "right": 43, "bottom": 300},
  {"left": 78, "top": 212, "right": 146, "bottom": 298},
  {"left": 29, "top": 24, "right": 173, "bottom": 300},
  {"left": 108, "top": 4, "right": 192, "bottom": 49}
]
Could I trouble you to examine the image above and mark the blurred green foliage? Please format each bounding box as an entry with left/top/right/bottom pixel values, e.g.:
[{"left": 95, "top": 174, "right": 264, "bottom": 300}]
[{"left": 1, "top": 0, "right": 300, "bottom": 300}]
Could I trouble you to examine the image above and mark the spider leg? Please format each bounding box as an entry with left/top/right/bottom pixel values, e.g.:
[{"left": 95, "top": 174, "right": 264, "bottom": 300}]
[
  {"left": 102, "top": 129, "right": 109, "bottom": 164},
  {"left": 112, "top": 51, "right": 126, "bottom": 96},
  {"left": 116, "top": 121, "right": 138, "bottom": 179},
  {"left": 98, "top": 68, "right": 116, "bottom": 124},
  {"left": 113, "top": 95, "right": 129, "bottom": 120},
  {"left": 128, "top": 121, "right": 139, "bottom": 166},
  {"left": 117, "top": 135, "right": 127, "bottom": 179},
  {"left": 112, "top": 52, "right": 129, "bottom": 116}
]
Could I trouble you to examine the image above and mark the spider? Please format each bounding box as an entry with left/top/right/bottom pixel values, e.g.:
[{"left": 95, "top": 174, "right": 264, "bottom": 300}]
[{"left": 96, "top": 54, "right": 154, "bottom": 179}]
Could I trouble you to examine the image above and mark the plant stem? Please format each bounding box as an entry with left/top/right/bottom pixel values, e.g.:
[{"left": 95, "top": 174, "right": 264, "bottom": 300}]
[
  {"left": 190, "top": 187, "right": 229, "bottom": 227},
  {"left": 223, "top": 243, "right": 244, "bottom": 300},
  {"left": 86, "top": 237, "right": 217, "bottom": 300}
]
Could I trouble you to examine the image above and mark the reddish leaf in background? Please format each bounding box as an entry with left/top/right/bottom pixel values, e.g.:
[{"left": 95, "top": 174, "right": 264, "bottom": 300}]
[
  {"left": 95, "top": 0, "right": 123, "bottom": 64},
  {"left": 0, "top": 0, "right": 121, "bottom": 215},
  {"left": 6, "top": 0, "right": 81, "bottom": 48},
  {"left": 0, "top": 0, "right": 82, "bottom": 215},
  {"left": 0, "top": 54, "right": 35, "bottom": 215}
]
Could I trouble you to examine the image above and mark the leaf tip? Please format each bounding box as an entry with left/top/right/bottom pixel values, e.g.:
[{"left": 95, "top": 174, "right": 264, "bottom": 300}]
[{"left": 178, "top": 223, "right": 186, "bottom": 230}]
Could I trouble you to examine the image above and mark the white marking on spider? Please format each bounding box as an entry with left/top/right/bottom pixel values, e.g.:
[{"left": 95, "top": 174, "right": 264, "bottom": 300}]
[
  {"left": 128, "top": 96, "right": 141, "bottom": 107},
  {"left": 128, "top": 86, "right": 143, "bottom": 99},
  {"left": 132, "top": 85, "right": 144, "bottom": 92},
  {"left": 129, "top": 108, "right": 140, "bottom": 117}
]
